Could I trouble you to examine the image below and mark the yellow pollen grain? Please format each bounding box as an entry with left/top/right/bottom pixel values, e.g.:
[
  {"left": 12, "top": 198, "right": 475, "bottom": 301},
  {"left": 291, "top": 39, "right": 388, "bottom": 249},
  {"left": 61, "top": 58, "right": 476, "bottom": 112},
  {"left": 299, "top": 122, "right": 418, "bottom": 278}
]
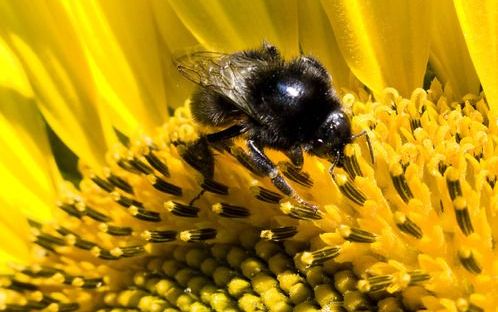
[
  {"left": 110, "top": 248, "right": 123, "bottom": 257},
  {"left": 453, "top": 196, "right": 467, "bottom": 210},
  {"left": 179, "top": 231, "right": 192, "bottom": 242},
  {"left": 211, "top": 203, "right": 222, "bottom": 214},
  {"left": 389, "top": 162, "right": 404, "bottom": 176}
]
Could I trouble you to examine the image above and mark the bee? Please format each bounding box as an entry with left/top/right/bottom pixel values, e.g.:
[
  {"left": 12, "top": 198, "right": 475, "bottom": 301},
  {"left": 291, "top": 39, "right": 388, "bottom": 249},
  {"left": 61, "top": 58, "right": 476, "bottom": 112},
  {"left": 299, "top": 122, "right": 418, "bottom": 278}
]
[{"left": 176, "top": 43, "right": 367, "bottom": 211}]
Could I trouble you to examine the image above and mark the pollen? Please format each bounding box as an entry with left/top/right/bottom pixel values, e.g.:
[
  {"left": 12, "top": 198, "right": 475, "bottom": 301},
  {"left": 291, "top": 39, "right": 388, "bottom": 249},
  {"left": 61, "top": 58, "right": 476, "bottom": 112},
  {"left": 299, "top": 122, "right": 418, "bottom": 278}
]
[{"left": 2, "top": 81, "right": 498, "bottom": 311}]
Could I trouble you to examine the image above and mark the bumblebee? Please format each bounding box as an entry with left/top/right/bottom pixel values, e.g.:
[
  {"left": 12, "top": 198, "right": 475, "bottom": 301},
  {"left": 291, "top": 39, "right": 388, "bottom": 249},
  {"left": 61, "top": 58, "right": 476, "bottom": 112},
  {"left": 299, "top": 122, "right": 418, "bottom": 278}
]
[{"left": 177, "top": 43, "right": 363, "bottom": 211}]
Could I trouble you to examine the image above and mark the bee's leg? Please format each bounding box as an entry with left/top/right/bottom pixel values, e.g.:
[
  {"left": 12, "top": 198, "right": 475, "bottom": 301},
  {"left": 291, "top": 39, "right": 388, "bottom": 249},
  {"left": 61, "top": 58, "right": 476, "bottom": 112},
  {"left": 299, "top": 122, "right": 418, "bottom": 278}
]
[
  {"left": 284, "top": 146, "right": 304, "bottom": 170},
  {"left": 247, "top": 140, "right": 318, "bottom": 212},
  {"left": 206, "top": 124, "right": 246, "bottom": 143}
]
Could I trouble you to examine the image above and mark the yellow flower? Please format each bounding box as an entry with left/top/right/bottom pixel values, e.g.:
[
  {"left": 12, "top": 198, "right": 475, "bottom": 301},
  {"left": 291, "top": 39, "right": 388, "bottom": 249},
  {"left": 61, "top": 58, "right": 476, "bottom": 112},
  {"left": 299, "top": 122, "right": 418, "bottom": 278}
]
[{"left": 1, "top": 1, "right": 498, "bottom": 311}]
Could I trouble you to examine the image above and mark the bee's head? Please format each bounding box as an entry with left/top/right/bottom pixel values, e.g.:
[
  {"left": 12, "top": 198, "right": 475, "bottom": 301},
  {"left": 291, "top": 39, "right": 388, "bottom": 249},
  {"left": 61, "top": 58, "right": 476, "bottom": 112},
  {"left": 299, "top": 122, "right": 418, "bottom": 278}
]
[{"left": 310, "top": 109, "right": 352, "bottom": 163}]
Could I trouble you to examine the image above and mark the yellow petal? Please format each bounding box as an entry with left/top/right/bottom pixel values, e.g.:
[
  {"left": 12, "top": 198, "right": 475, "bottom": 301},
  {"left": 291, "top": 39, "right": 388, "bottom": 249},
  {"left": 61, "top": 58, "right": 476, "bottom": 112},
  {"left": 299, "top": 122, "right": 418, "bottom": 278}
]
[
  {"left": 0, "top": 1, "right": 114, "bottom": 167},
  {"left": 0, "top": 41, "right": 58, "bottom": 222},
  {"left": 454, "top": 0, "right": 498, "bottom": 112},
  {"left": 0, "top": 196, "right": 33, "bottom": 273},
  {"left": 430, "top": 0, "right": 479, "bottom": 99},
  {"left": 168, "top": 0, "right": 299, "bottom": 57},
  {"left": 66, "top": 0, "right": 170, "bottom": 134},
  {"left": 297, "top": 0, "right": 352, "bottom": 91},
  {"left": 151, "top": 0, "right": 200, "bottom": 109},
  {"left": 321, "top": 0, "right": 432, "bottom": 97},
  {"left": 0, "top": 37, "right": 32, "bottom": 97}
]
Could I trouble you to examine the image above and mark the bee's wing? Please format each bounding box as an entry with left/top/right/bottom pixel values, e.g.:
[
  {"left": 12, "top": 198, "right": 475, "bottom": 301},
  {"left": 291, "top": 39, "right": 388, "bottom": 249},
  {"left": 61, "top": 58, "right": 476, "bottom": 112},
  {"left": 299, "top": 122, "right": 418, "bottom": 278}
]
[{"left": 175, "top": 51, "right": 260, "bottom": 121}]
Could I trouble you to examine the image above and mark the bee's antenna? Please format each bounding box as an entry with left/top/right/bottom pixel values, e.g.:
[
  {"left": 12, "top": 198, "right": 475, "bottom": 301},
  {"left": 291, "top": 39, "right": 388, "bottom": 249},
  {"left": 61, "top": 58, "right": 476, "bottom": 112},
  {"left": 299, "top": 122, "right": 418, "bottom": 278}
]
[{"left": 351, "top": 130, "right": 375, "bottom": 165}]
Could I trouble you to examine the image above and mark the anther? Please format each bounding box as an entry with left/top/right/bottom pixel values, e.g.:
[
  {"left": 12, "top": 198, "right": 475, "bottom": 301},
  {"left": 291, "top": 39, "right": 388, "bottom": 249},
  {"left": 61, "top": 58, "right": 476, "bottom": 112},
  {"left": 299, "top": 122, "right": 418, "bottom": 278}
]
[
  {"left": 408, "top": 270, "right": 430, "bottom": 284},
  {"left": 128, "top": 157, "right": 154, "bottom": 174},
  {"left": 148, "top": 175, "right": 182, "bottom": 196},
  {"left": 446, "top": 168, "right": 463, "bottom": 200},
  {"left": 144, "top": 152, "right": 170, "bottom": 177},
  {"left": 458, "top": 249, "right": 481, "bottom": 274},
  {"left": 106, "top": 174, "right": 133, "bottom": 194},
  {"left": 92, "top": 247, "right": 120, "bottom": 260},
  {"left": 250, "top": 185, "right": 283, "bottom": 204},
  {"left": 115, "top": 194, "right": 143, "bottom": 209},
  {"left": 339, "top": 225, "right": 376, "bottom": 243},
  {"left": 180, "top": 229, "right": 217, "bottom": 242},
  {"left": 115, "top": 245, "right": 145, "bottom": 257},
  {"left": 390, "top": 163, "right": 413, "bottom": 203},
  {"left": 453, "top": 197, "right": 474, "bottom": 236},
  {"left": 85, "top": 205, "right": 112, "bottom": 222},
  {"left": 343, "top": 145, "right": 363, "bottom": 178},
  {"left": 394, "top": 212, "right": 423, "bottom": 239},
  {"left": 164, "top": 201, "right": 199, "bottom": 218},
  {"left": 129, "top": 206, "right": 162, "bottom": 222},
  {"left": 333, "top": 173, "right": 367, "bottom": 205},
  {"left": 212, "top": 202, "right": 250, "bottom": 218},
  {"left": 58, "top": 202, "right": 84, "bottom": 219},
  {"left": 201, "top": 179, "right": 229, "bottom": 195},
  {"left": 280, "top": 202, "right": 322, "bottom": 220},
  {"left": 279, "top": 162, "right": 313, "bottom": 188},
  {"left": 99, "top": 223, "right": 132, "bottom": 236},
  {"left": 142, "top": 230, "right": 177, "bottom": 243},
  {"left": 260, "top": 226, "right": 297, "bottom": 241},
  {"left": 91, "top": 175, "right": 114, "bottom": 192},
  {"left": 300, "top": 247, "right": 341, "bottom": 266}
]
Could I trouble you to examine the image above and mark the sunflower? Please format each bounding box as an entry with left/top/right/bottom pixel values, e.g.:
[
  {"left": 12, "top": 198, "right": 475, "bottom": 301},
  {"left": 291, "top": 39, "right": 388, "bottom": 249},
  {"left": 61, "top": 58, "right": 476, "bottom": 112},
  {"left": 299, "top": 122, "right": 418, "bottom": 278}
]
[{"left": 1, "top": 1, "right": 497, "bottom": 311}]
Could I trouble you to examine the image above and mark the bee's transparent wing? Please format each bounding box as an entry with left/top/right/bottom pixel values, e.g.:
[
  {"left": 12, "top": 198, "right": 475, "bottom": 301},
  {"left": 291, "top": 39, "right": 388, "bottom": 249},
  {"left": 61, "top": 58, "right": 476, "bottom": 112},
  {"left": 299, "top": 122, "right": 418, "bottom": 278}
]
[{"left": 175, "top": 51, "right": 261, "bottom": 121}]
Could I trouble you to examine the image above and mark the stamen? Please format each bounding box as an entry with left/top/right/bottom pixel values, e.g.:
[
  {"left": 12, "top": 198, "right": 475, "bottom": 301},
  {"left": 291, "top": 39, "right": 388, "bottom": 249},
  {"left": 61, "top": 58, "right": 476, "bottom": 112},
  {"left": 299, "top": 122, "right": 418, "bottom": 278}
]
[
  {"left": 280, "top": 202, "right": 322, "bottom": 220},
  {"left": 279, "top": 162, "right": 313, "bottom": 188},
  {"left": 408, "top": 270, "right": 430, "bottom": 284},
  {"left": 394, "top": 212, "right": 423, "bottom": 239},
  {"left": 453, "top": 197, "right": 474, "bottom": 236},
  {"left": 117, "top": 158, "right": 142, "bottom": 174},
  {"left": 114, "top": 245, "right": 145, "bottom": 258},
  {"left": 201, "top": 179, "right": 229, "bottom": 195},
  {"left": 98, "top": 223, "right": 132, "bottom": 236},
  {"left": 164, "top": 201, "right": 199, "bottom": 218},
  {"left": 458, "top": 249, "right": 481, "bottom": 274},
  {"left": 260, "top": 226, "right": 297, "bottom": 241},
  {"left": 333, "top": 173, "right": 367, "bottom": 205},
  {"left": 343, "top": 145, "right": 363, "bottom": 178},
  {"left": 129, "top": 206, "right": 162, "bottom": 222},
  {"left": 339, "top": 225, "right": 376, "bottom": 243},
  {"left": 446, "top": 168, "right": 463, "bottom": 200},
  {"left": 106, "top": 174, "right": 133, "bottom": 194},
  {"left": 147, "top": 175, "right": 182, "bottom": 196},
  {"left": 144, "top": 151, "right": 170, "bottom": 177},
  {"left": 179, "top": 229, "right": 217, "bottom": 242},
  {"left": 250, "top": 185, "right": 283, "bottom": 204},
  {"left": 390, "top": 163, "right": 413, "bottom": 203},
  {"left": 300, "top": 247, "right": 341, "bottom": 266},
  {"left": 114, "top": 194, "right": 143, "bottom": 209},
  {"left": 410, "top": 118, "right": 422, "bottom": 131},
  {"left": 141, "top": 230, "right": 177, "bottom": 243},
  {"left": 128, "top": 157, "right": 154, "bottom": 174},
  {"left": 58, "top": 202, "right": 84, "bottom": 219},
  {"left": 212, "top": 202, "right": 250, "bottom": 218},
  {"left": 92, "top": 247, "right": 119, "bottom": 260},
  {"left": 85, "top": 205, "right": 112, "bottom": 222},
  {"left": 90, "top": 175, "right": 114, "bottom": 192},
  {"left": 456, "top": 298, "right": 485, "bottom": 312}
]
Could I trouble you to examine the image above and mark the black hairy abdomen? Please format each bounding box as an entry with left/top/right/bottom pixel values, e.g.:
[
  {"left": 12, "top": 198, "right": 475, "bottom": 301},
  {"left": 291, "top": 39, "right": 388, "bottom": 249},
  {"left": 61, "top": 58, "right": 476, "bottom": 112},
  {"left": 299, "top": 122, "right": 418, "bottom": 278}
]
[{"left": 190, "top": 88, "right": 243, "bottom": 127}]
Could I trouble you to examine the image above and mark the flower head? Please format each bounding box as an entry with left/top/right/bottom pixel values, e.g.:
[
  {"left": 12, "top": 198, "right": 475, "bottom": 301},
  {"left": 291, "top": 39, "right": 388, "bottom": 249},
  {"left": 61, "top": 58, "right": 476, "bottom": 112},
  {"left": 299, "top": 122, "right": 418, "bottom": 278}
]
[{"left": 1, "top": 1, "right": 498, "bottom": 311}]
